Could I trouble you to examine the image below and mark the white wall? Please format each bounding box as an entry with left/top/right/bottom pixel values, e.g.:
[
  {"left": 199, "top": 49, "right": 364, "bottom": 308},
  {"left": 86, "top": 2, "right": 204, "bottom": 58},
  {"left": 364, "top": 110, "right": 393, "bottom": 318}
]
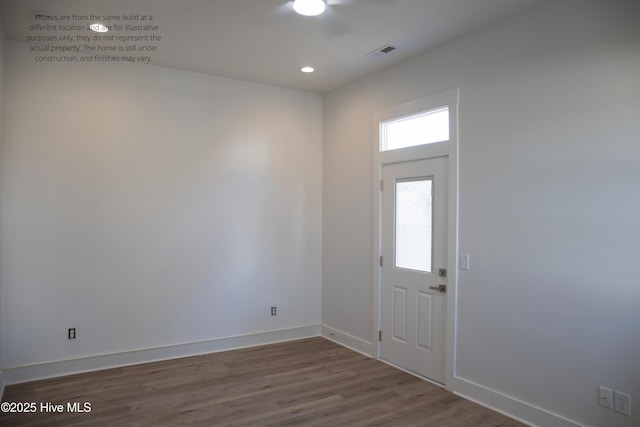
[
  {"left": 322, "top": 0, "right": 640, "bottom": 426},
  {"left": 1, "top": 41, "right": 322, "bottom": 373}
]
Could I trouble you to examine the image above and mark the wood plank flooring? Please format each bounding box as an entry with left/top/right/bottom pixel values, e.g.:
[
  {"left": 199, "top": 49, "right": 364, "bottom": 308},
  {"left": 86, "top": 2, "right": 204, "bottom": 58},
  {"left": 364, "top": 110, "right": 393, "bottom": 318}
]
[{"left": 1, "top": 337, "right": 527, "bottom": 426}]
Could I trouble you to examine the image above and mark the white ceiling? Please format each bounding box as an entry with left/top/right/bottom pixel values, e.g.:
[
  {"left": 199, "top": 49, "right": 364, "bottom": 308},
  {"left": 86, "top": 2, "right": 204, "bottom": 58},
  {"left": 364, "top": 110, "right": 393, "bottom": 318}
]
[{"left": 1, "top": 0, "right": 550, "bottom": 93}]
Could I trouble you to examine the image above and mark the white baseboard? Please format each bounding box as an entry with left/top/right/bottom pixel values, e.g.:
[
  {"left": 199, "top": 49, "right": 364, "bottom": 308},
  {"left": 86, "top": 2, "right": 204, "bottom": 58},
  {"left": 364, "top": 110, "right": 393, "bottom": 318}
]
[
  {"left": 3, "top": 325, "right": 320, "bottom": 386},
  {"left": 321, "top": 324, "right": 375, "bottom": 357},
  {"left": 453, "top": 376, "right": 583, "bottom": 427},
  {"left": 3, "top": 327, "right": 582, "bottom": 427},
  {"left": 317, "top": 327, "right": 581, "bottom": 427}
]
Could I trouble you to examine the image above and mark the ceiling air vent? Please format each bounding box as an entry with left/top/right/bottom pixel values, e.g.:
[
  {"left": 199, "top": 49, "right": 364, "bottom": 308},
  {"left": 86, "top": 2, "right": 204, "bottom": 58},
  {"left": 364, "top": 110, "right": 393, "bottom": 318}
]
[{"left": 367, "top": 45, "right": 397, "bottom": 59}]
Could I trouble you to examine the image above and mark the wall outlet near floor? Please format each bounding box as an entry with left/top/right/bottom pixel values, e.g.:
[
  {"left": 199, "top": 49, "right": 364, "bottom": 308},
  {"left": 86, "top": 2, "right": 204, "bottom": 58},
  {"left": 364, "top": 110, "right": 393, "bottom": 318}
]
[
  {"left": 614, "top": 390, "right": 631, "bottom": 416},
  {"left": 68, "top": 327, "right": 76, "bottom": 339},
  {"left": 600, "top": 386, "right": 632, "bottom": 416},
  {"left": 270, "top": 306, "right": 277, "bottom": 316},
  {"left": 598, "top": 386, "right": 613, "bottom": 409}
]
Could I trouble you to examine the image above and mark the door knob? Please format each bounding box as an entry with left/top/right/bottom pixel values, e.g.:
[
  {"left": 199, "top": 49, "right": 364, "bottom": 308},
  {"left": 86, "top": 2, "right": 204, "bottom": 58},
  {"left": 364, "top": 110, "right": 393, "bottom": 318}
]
[{"left": 429, "top": 284, "right": 447, "bottom": 293}]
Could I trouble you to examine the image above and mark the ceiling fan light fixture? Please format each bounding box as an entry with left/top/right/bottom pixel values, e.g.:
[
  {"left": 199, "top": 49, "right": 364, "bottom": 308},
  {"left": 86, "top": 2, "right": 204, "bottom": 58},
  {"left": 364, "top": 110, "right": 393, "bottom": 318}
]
[{"left": 293, "top": 0, "right": 326, "bottom": 17}]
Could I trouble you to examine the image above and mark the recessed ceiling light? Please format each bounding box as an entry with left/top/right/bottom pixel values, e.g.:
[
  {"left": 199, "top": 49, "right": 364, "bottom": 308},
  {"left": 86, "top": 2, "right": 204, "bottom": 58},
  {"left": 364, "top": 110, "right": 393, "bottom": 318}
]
[
  {"left": 89, "top": 23, "right": 109, "bottom": 33},
  {"left": 301, "top": 66, "right": 315, "bottom": 73},
  {"left": 293, "top": 0, "right": 326, "bottom": 17}
]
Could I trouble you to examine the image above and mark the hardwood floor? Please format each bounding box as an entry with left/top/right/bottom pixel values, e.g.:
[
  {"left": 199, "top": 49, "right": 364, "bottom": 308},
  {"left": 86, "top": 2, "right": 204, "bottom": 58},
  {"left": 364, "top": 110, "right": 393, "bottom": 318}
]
[{"left": 1, "top": 337, "right": 526, "bottom": 426}]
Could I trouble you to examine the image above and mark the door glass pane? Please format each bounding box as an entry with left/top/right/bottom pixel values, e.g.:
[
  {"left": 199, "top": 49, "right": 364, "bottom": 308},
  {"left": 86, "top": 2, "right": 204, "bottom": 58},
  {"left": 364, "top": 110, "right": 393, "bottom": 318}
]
[
  {"left": 381, "top": 107, "right": 449, "bottom": 152},
  {"left": 395, "top": 179, "right": 432, "bottom": 272}
]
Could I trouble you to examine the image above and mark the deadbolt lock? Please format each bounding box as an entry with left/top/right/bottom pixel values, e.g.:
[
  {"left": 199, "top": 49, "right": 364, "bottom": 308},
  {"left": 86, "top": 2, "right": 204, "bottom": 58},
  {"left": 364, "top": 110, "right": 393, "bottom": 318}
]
[{"left": 439, "top": 268, "right": 447, "bottom": 277}]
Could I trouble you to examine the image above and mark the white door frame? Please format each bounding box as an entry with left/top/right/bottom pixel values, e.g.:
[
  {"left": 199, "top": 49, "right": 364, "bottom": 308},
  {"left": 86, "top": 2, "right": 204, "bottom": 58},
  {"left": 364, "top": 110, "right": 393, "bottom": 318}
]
[{"left": 372, "top": 88, "right": 459, "bottom": 389}]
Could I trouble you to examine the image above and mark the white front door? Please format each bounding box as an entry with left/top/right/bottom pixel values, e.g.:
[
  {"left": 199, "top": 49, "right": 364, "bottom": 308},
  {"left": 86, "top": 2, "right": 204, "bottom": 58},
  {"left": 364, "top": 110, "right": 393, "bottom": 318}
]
[{"left": 380, "top": 156, "right": 448, "bottom": 383}]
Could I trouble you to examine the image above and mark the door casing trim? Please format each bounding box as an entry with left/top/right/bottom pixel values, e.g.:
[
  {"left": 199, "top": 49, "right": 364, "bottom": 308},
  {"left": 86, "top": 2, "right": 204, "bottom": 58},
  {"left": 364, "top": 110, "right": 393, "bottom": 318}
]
[{"left": 372, "top": 88, "right": 459, "bottom": 389}]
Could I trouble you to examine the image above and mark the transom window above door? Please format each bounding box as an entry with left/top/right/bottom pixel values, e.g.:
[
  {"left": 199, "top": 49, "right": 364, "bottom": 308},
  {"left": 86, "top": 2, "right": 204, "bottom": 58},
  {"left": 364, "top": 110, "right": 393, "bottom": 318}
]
[{"left": 379, "top": 106, "right": 449, "bottom": 152}]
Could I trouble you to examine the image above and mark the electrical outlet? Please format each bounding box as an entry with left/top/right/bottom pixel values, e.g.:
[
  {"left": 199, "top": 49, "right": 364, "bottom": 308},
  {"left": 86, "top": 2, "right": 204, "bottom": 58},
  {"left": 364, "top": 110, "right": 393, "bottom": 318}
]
[
  {"left": 614, "top": 390, "right": 631, "bottom": 416},
  {"left": 270, "top": 306, "right": 277, "bottom": 316},
  {"left": 598, "top": 386, "right": 613, "bottom": 409},
  {"left": 68, "top": 328, "right": 76, "bottom": 339}
]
